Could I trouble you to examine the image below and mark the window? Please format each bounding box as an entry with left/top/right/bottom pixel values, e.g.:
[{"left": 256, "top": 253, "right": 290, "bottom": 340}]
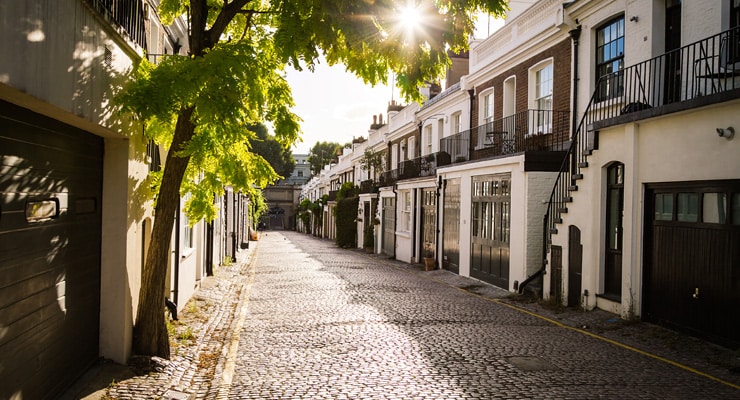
[
  {"left": 297, "top": 170, "right": 304, "bottom": 177},
  {"left": 654, "top": 193, "right": 673, "bottom": 221},
  {"left": 425, "top": 125, "right": 433, "bottom": 155},
  {"left": 399, "top": 190, "right": 412, "bottom": 232},
  {"left": 702, "top": 193, "right": 727, "bottom": 224},
  {"left": 677, "top": 193, "right": 699, "bottom": 222},
  {"left": 451, "top": 112, "right": 461, "bottom": 135},
  {"left": 530, "top": 61, "right": 553, "bottom": 134},
  {"left": 478, "top": 89, "right": 494, "bottom": 148},
  {"left": 596, "top": 16, "right": 625, "bottom": 101},
  {"left": 181, "top": 197, "right": 193, "bottom": 250},
  {"left": 483, "top": 91, "right": 494, "bottom": 124}
]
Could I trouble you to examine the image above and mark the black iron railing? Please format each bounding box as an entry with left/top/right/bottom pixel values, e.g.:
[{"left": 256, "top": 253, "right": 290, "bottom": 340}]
[
  {"left": 538, "top": 26, "right": 740, "bottom": 293},
  {"left": 440, "top": 109, "right": 570, "bottom": 165},
  {"left": 87, "top": 0, "right": 147, "bottom": 49},
  {"left": 380, "top": 170, "right": 398, "bottom": 187},
  {"left": 439, "top": 130, "right": 470, "bottom": 163}
]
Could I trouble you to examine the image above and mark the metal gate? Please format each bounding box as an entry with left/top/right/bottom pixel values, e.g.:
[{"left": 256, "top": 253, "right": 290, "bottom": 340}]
[
  {"left": 0, "top": 101, "right": 103, "bottom": 399},
  {"left": 644, "top": 181, "right": 740, "bottom": 347},
  {"left": 382, "top": 196, "right": 395, "bottom": 256},
  {"left": 442, "top": 178, "right": 460, "bottom": 273},
  {"left": 470, "top": 174, "right": 510, "bottom": 288}
]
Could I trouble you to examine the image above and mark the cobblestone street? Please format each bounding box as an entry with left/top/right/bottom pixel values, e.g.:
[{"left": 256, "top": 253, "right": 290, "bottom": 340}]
[{"left": 97, "top": 230, "right": 740, "bottom": 400}]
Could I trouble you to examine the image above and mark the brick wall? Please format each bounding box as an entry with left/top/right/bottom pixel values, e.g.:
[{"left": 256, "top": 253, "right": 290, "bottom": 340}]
[{"left": 471, "top": 38, "right": 572, "bottom": 137}]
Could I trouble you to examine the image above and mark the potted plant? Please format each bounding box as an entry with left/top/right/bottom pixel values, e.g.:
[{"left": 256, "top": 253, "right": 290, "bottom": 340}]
[
  {"left": 363, "top": 224, "right": 374, "bottom": 253},
  {"left": 423, "top": 247, "right": 435, "bottom": 271}
]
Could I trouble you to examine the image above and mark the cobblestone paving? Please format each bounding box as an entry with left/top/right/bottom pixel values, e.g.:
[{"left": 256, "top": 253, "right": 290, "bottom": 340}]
[
  {"left": 225, "top": 232, "right": 739, "bottom": 399},
  {"left": 100, "top": 230, "right": 740, "bottom": 399}
]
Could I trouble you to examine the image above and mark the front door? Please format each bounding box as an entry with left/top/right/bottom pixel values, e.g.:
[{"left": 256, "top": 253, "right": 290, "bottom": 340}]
[
  {"left": 568, "top": 226, "right": 583, "bottom": 307},
  {"left": 421, "top": 188, "right": 436, "bottom": 260},
  {"left": 664, "top": 0, "right": 682, "bottom": 104},
  {"left": 382, "top": 197, "right": 396, "bottom": 257},
  {"left": 604, "top": 163, "right": 624, "bottom": 300},
  {"left": 442, "top": 178, "right": 460, "bottom": 273}
]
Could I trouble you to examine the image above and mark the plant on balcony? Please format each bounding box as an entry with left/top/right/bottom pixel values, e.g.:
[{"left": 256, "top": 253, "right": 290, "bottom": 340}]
[{"left": 360, "top": 148, "right": 385, "bottom": 182}]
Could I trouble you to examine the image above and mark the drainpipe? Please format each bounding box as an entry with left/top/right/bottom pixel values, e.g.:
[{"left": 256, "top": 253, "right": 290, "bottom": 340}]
[
  {"left": 435, "top": 175, "right": 443, "bottom": 267},
  {"left": 519, "top": 24, "right": 582, "bottom": 295},
  {"left": 392, "top": 183, "right": 398, "bottom": 259},
  {"left": 411, "top": 188, "right": 416, "bottom": 262},
  {"left": 467, "top": 89, "right": 475, "bottom": 158},
  {"left": 569, "top": 26, "right": 582, "bottom": 175}
]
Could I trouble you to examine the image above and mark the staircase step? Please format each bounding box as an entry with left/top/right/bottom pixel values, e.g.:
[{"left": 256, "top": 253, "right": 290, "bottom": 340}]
[
  {"left": 578, "top": 161, "right": 589, "bottom": 168},
  {"left": 554, "top": 217, "right": 562, "bottom": 224},
  {"left": 550, "top": 227, "right": 559, "bottom": 234},
  {"left": 568, "top": 185, "right": 578, "bottom": 192},
  {"left": 563, "top": 196, "right": 573, "bottom": 203},
  {"left": 572, "top": 173, "right": 583, "bottom": 181},
  {"left": 558, "top": 207, "right": 568, "bottom": 214}
]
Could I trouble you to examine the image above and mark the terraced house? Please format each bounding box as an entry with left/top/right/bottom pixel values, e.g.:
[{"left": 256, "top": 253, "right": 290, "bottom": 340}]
[{"left": 302, "top": 0, "right": 740, "bottom": 348}]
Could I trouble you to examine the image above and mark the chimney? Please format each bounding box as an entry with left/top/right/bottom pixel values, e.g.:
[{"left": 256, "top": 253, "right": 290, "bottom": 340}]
[
  {"left": 373, "top": 115, "right": 377, "bottom": 124},
  {"left": 378, "top": 113, "right": 383, "bottom": 124}
]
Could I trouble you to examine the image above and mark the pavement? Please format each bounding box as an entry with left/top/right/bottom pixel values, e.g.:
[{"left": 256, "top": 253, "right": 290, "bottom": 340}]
[{"left": 60, "top": 230, "right": 740, "bottom": 399}]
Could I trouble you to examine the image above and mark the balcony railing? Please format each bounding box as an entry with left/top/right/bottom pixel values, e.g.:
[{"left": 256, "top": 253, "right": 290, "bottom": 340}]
[
  {"left": 87, "top": 0, "right": 147, "bottom": 49},
  {"left": 439, "top": 130, "right": 470, "bottom": 163},
  {"left": 589, "top": 24, "right": 740, "bottom": 124},
  {"left": 439, "top": 109, "right": 570, "bottom": 165}
]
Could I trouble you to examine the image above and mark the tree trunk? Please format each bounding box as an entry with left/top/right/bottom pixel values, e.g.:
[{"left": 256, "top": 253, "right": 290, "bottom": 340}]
[{"left": 133, "top": 107, "right": 195, "bottom": 357}]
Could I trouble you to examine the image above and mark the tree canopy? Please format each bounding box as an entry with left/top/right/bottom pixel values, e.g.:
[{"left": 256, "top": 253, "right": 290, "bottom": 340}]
[
  {"left": 117, "top": 0, "right": 508, "bottom": 358},
  {"left": 308, "top": 141, "right": 343, "bottom": 176},
  {"left": 248, "top": 123, "right": 296, "bottom": 179}
]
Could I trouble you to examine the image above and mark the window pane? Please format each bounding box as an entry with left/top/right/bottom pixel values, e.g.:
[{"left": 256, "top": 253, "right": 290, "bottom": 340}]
[
  {"left": 677, "top": 193, "right": 699, "bottom": 222},
  {"left": 655, "top": 193, "right": 673, "bottom": 221},
  {"left": 702, "top": 193, "right": 727, "bottom": 224},
  {"left": 733, "top": 193, "right": 740, "bottom": 225},
  {"left": 607, "top": 188, "right": 621, "bottom": 249}
]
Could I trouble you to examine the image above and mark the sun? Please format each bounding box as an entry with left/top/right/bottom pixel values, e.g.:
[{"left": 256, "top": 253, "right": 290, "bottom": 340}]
[{"left": 399, "top": 4, "right": 422, "bottom": 29}]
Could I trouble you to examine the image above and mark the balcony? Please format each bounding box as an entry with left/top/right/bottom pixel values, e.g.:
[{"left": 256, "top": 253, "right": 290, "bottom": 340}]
[
  {"left": 86, "top": 0, "right": 147, "bottom": 49},
  {"left": 439, "top": 109, "right": 570, "bottom": 168},
  {"left": 359, "top": 179, "right": 378, "bottom": 194},
  {"left": 590, "top": 25, "right": 740, "bottom": 130}
]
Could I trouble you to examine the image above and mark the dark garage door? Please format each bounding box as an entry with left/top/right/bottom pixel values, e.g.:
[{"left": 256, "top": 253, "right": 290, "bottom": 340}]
[
  {"left": 0, "top": 101, "right": 103, "bottom": 399},
  {"left": 644, "top": 181, "right": 740, "bottom": 347}
]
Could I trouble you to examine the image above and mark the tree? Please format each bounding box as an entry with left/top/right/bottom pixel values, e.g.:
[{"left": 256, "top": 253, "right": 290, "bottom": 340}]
[
  {"left": 307, "top": 141, "right": 343, "bottom": 176},
  {"left": 360, "top": 147, "right": 385, "bottom": 181},
  {"left": 248, "top": 123, "right": 296, "bottom": 178},
  {"left": 117, "top": 0, "right": 507, "bottom": 358}
]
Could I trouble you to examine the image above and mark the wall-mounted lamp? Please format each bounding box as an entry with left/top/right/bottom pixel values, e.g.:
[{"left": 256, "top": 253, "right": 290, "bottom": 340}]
[
  {"left": 629, "top": 15, "right": 638, "bottom": 22},
  {"left": 716, "top": 126, "right": 735, "bottom": 139}
]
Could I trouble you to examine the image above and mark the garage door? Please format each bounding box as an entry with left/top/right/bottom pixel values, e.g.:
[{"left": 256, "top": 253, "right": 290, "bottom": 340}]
[
  {"left": 0, "top": 101, "right": 103, "bottom": 399},
  {"left": 644, "top": 180, "right": 740, "bottom": 348}
]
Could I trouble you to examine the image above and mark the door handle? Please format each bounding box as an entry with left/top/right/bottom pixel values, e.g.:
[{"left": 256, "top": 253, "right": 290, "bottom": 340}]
[{"left": 692, "top": 287, "right": 699, "bottom": 299}]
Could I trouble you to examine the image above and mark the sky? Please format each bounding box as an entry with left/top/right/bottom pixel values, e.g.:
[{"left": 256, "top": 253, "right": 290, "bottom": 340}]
[
  {"left": 285, "top": 15, "right": 503, "bottom": 155},
  {"left": 285, "top": 63, "right": 395, "bottom": 154}
]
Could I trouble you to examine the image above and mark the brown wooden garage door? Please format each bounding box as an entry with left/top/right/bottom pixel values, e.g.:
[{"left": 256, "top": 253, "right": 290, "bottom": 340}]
[
  {"left": 0, "top": 101, "right": 103, "bottom": 399},
  {"left": 644, "top": 180, "right": 740, "bottom": 347}
]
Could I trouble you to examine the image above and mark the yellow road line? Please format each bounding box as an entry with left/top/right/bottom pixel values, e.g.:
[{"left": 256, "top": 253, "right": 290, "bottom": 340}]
[{"left": 442, "top": 277, "right": 740, "bottom": 391}]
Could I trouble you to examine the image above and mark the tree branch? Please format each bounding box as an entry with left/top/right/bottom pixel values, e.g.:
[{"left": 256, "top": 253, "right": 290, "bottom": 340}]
[{"left": 205, "top": 0, "right": 254, "bottom": 48}]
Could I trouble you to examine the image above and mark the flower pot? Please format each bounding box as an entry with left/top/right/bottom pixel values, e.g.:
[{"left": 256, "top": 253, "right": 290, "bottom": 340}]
[{"left": 423, "top": 257, "right": 435, "bottom": 271}]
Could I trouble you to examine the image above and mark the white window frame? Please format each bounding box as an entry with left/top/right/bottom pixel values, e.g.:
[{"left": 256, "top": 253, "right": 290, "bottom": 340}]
[
  {"left": 528, "top": 59, "right": 554, "bottom": 135},
  {"left": 425, "top": 125, "right": 433, "bottom": 155},
  {"left": 399, "top": 190, "right": 412, "bottom": 232},
  {"left": 477, "top": 88, "right": 495, "bottom": 148}
]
